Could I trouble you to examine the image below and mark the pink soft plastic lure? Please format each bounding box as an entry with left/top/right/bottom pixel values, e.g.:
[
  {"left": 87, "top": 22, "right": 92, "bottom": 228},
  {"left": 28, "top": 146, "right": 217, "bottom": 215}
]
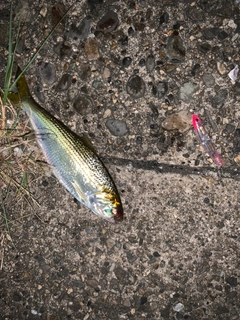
[{"left": 192, "top": 114, "right": 222, "bottom": 167}]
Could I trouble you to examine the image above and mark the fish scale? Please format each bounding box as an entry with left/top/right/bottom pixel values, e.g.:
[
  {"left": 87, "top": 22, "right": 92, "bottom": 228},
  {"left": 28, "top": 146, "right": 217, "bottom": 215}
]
[{"left": 8, "top": 69, "right": 123, "bottom": 222}]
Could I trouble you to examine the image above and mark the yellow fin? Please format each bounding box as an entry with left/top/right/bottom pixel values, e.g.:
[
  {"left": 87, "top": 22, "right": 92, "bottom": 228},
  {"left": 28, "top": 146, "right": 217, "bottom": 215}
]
[
  {"left": 15, "top": 67, "right": 32, "bottom": 99},
  {"left": 7, "top": 67, "right": 32, "bottom": 107},
  {"left": 7, "top": 92, "right": 21, "bottom": 107}
]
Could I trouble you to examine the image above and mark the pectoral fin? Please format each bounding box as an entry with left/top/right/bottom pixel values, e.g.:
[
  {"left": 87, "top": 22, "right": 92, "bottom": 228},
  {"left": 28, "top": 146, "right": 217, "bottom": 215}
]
[{"left": 71, "top": 181, "right": 88, "bottom": 204}]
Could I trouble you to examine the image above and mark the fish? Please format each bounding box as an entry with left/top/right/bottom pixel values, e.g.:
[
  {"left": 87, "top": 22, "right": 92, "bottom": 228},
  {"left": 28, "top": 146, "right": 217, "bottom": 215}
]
[
  {"left": 192, "top": 114, "right": 222, "bottom": 167},
  {"left": 7, "top": 68, "right": 123, "bottom": 222}
]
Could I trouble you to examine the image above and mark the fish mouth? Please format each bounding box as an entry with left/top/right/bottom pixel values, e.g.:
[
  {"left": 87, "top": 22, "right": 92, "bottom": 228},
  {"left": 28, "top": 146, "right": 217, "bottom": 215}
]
[{"left": 112, "top": 207, "right": 124, "bottom": 222}]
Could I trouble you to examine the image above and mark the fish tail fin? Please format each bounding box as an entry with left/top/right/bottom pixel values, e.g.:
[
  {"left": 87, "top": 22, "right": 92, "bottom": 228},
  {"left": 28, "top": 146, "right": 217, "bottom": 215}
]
[
  {"left": 7, "top": 91, "right": 21, "bottom": 107},
  {"left": 15, "top": 67, "right": 32, "bottom": 98},
  {"left": 7, "top": 67, "right": 31, "bottom": 107}
]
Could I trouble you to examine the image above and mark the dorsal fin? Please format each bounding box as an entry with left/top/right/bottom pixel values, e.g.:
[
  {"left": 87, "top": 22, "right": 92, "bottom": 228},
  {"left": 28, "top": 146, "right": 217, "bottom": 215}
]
[{"left": 78, "top": 134, "right": 97, "bottom": 154}]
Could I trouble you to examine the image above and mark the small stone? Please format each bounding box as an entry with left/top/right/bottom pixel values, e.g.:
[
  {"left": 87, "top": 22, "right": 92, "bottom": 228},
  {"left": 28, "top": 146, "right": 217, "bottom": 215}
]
[
  {"left": 97, "top": 10, "right": 119, "bottom": 33},
  {"left": 218, "top": 30, "right": 229, "bottom": 41},
  {"left": 226, "top": 276, "right": 238, "bottom": 287},
  {"left": 51, "top": 4, "right": 65, "bottom": 33},
  {"left": 173, "top": 23, "right": 181, "bottom": 30},
  {"left": 40, "top": 6, "right": 47, "bottom": 18},
  {"left": 148, "top": 102, "right": 159, "bottom": 118},
  {"left": 150, "top": 124, "right": 158, "bottom": 130},
  {"left": 126, "top": 75, "right": 146, "bottom": 99},
  {"left": 56, "top": 74, "right": 72, "bottom": 91},
  {"left": 159, "top": 12, "right": 169, "bottom": 24},
  {"left": 34, "top": 83, "right": 45, "bottom": 102},
  {"left": 233, "top": 128, "right": 240, "bottom": 153},
  {"left": 103, "top": 109, "right": 111, "bottom": 118},
  {"left": 228, "top": 19, "right": 237, "bottom": 29},
  {"left": 199, "top": 0, "right": 233, "bottom": 18},
  {"left": 120, "top": 35, "right": 128, "bottom": 45},
  {"left": 155, "top": 81, "right": 168, "bottom": 99},
  {"left": 173, "top": 303, "right": 184, "bottom": 312},
  {"left": 14, "top": 1, "right": 31, "bottom": 23},
  {"left": 217, "top": 62, "right": 227, "bottom": 75},
  {"left": 140, "top": 296, "right": 147, "bottom": 305},
  {"left": 114, "top": 266, "right": 129, "bottom": 284},
  {"left": 199, "top": 43, "right": 211, "bottom": 53},
  {"left": 146, "top": 55, "right": 155, "bottom": 73},
  {"left": 122, "top": 57, "right": 132, "bottom": 68},
  {"left": 78, "top": 64, "right": 91, "bottom": 81},
  {"left": 136, "top": 136, "right": 142, "bottom": 144},
  {"left": 185, "top": 6, "right": 205, "bottom": 21},
  {"left": 234, "top": 154, "right": 240, "bottom": 162},
  {"left": 31, "top": 310, "right": 38, "bottom": 315},
  {"left": 92, "top": 80, "right": 103, "bottom": 89},
  {"left": 73, "top": 95, "right": 93, "bottom": 115},
  {"left": 67, "top": 288, "right": 73, "bottom": 294},
  {"left": 54, "top": 42, "right": 72, "bottom": 59},
  {"left": 161, "top": 111, "right": 192, "bottom": 133},
  {"left": 86, "top": 279, "right": 99, "bottom": 288},
  {"left": 211, "top": 89, "right": 228, "bottom": 108},
  {"left": 223, "top": 123, "right": 235, "bottom": 134},
  {"left": 13, "top": 292, "right": 22, "bottom": 301},
  {"left": 216, "top": 304, "right": 229, "bottom": 314},
  {"left": 85, "top": 38, "right": 99, "bottom": 60},
  {"left": 134, "top": 22, "right": 145, "bottom": 32},
  {"left": 232, "top": 33, "right": 239, "bottom": 42},
  {"left": 203, "top": 197, "right": 210, "bottom": 204},
  {"left": 130, "top": 308, "right": 136, "bottom": 315},
  {"left": 38, "top": 62, "right": 56, "bottom": 85},
  {"left": 128, "top": 27, "right": 134, "bottom": 35},
  {"left": 202, "top": 73, "right": 215, "bottom": 87},
  {"left": 180, "top": 82, "right": 199, "bottom": 102},
  {"left": 103, "top": 67, "right": 111, "bottom": 79},
  {"left": 139, "top": 59, "right": 146, "bottom": 67},
  {"left": 163, "top": 63, "right": 177, "bottom": 73},
  {"left": 65, "top": 17, "right": 91, "bottom": 41},
  {"left": 42, "top": 180, "right": 48, "bottom": 187},
  {"left": 203, "top": 27, "right": 220, "bottom": 40},
  {"left": 152, "top": 85, "right": 157, "bottom": 96},
  {"left": 191, "top": 63, "right": 201, "bottom": 76},
  {"left": 166, "top": 32, "right": 185, "bottom": 62},
  {"left": 105, "top": 119, "right": 128, "bottom": 136}
]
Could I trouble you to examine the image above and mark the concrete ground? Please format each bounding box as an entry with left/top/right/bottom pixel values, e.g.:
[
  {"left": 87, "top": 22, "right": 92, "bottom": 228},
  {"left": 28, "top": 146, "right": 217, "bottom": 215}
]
[{"left": 0, "top": 0, "right": 239, "bottom": 319}]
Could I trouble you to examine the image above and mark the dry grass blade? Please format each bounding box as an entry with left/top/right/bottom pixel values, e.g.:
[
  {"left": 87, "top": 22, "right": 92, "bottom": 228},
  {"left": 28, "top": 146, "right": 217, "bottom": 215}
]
[
  {"left": 0, "top": 3, "right": 75, "bottom": 238},
  {"left": 0, "top": 99, "right": 45, "bottom": 233},
  {"left": 0, "top": 232, "right": 5, "bottom": 270}
]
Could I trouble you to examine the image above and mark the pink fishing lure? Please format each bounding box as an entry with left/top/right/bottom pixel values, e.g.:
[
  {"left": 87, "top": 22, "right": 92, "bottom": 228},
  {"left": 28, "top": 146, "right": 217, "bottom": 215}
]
[{"left": 192, "top": 114, "right": 222, "bottom": 167}]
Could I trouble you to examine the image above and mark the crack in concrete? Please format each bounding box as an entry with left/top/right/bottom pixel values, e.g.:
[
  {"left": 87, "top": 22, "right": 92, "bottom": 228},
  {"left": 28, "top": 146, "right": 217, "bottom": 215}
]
[{"left": 102, "top": 157, "right": 240, "bottom": 180}]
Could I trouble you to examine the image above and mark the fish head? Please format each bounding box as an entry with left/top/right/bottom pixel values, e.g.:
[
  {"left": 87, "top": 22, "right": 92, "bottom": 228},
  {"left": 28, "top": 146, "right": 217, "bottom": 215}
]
[{"left": 88, "top": 188, "right": 123, "bottom": 223}]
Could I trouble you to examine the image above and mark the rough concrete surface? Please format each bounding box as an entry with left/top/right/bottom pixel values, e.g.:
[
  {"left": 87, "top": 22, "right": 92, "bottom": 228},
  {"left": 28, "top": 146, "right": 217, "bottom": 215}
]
[{"left": 0, "top": 0, "right": 239, "bottom": 319}]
